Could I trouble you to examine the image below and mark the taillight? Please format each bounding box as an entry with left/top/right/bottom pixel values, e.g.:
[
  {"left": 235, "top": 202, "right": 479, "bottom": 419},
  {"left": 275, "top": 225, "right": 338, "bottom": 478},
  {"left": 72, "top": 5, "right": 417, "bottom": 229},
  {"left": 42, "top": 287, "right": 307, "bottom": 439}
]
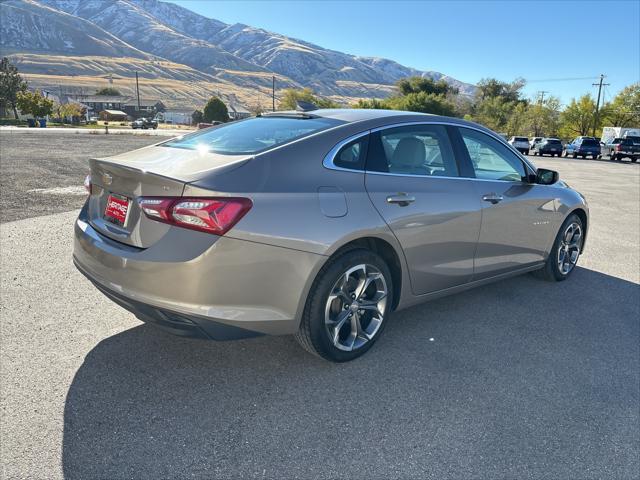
[
  {"left": 615, "top": 144, "right": 623, "bottom": 151},
  {"left": 84, "top": 173, "right": 92, "bottom": 194},
  {"left": 138, "top": 197, "right": 252, "bottom": 235}
]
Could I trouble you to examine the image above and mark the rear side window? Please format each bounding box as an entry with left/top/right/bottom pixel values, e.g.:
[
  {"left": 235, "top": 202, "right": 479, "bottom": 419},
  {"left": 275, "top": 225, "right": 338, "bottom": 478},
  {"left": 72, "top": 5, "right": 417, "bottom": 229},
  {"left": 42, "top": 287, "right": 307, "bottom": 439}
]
[
  {"left": 163, "top": 116, "right": 342, "bottom": 155},
  {"left": 366, "top": 124, "right": 458, "bottom": 177},
  {"left": 459, "top": 127, "right": 526, "bottom": 182},
  {"left": 333, "top": 136, "right": 369, "bottom": 170}
]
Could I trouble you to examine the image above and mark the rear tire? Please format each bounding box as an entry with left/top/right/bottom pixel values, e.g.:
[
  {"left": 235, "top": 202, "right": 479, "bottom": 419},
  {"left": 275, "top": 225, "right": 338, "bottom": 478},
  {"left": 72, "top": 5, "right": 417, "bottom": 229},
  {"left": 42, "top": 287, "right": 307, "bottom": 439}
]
[
  {"left": 532, "top": 213, "right": 584, "bottom": 282},
  {"left": 572, "top": 152, "right": 577, "bottom": 158},
  {"left": 295, "top": 249, "right": 393, "bottom": 362},
  {"left": 611, "top": 153, "right": 618, "bottom": 161}
]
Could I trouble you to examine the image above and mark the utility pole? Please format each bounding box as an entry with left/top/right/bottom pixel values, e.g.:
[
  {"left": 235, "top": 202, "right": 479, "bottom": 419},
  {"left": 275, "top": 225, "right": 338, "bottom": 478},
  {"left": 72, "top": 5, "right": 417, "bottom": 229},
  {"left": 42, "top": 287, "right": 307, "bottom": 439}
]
[
  {"left": 592, "top": 74, "right": 610, "bottom": 137},
  {"left": 537, "top": 90, "right": 549, "bottom": 104},
  {"left": 272, "top": 75, "right": 275, "bottom": 111},
  {"left": 135, "top": 71, "right": 141, "bottom": 112}
]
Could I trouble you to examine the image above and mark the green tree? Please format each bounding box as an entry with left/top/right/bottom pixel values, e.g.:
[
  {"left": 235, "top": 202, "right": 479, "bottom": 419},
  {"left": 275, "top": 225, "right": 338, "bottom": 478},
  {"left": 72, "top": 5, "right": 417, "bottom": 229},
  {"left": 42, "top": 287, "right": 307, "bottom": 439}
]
[
  {"left": 0, "top": 57, "right": 27, "bottom": 119},
  {"left": 16, "top": 90, "right": 54, "bottom": 119},
  {"left": 95, "top": 87, "right": 121, "bottom": 96},
  {"left": 203, "top": 97, "right": 229, "bottom": 123},
  {"left": 278, "top": 88, "right": 339, "bottom": 110},
  {"left": 476, "top": 77, "right": 526, "bottom": 103},
  {"left": 191, "top": 109, "right": 204, "bottom": 124},
  {"left": 559, "top": 94, "right": 597, "bottom": 137},
  {"left": 505, "top": 102, "right": 528, "bottom": 136},
  {"left": 602, "top": 83, "right": 640, "bottom": 128},
  {"left": 396, "top": 76, "right": 458, "bottom": 96},
  {"left": 55, "top": 102, "right": 84, "bottom": 123},
  {"left": 525, "top": 96, "right": 561, "bottom": 137},
  {"left": 466, "top": 96, "right": 514, "bottom": 132}
]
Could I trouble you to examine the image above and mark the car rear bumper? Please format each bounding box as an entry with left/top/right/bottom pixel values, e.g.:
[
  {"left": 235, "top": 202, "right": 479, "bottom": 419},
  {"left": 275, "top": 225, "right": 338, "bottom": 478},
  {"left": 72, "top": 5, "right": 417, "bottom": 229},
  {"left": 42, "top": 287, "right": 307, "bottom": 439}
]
[{"left": 73, "top": 203, "right": 325, "bottom": 337}]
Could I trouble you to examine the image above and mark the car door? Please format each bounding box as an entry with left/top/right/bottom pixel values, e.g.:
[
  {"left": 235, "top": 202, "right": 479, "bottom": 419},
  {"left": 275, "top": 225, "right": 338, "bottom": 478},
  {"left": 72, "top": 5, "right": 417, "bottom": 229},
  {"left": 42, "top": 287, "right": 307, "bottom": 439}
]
[
  {"left": 364, "top": 123, "right": 482, "bottom": 295},
  {"left": 455, "top": 127, "right": 558, "bottom": 279}
]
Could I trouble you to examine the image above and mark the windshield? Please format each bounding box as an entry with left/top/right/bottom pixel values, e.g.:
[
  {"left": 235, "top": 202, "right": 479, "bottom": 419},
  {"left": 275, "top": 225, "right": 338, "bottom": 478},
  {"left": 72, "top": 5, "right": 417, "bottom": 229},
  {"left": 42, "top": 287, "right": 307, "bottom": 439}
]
[
  {"left": 164, "top": 116, "right": 343, "bottom": 155},
  {"left": 514, "top": 137, "right": 528, "bottom": 142}
]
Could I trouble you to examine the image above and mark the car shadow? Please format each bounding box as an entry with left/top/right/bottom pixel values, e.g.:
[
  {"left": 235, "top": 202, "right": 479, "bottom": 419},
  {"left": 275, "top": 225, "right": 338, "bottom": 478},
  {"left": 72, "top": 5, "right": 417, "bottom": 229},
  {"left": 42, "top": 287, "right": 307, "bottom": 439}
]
[{"left": 62, "top": 267, "right": 639, "bottom": 479}]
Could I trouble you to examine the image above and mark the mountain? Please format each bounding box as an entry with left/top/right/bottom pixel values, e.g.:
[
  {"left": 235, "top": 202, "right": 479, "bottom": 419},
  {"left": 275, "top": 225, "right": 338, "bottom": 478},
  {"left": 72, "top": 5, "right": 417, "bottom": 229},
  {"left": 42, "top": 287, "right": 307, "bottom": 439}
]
[
  {"left": 1, "top": 0, "right": 475, "bottom": 108},
  {"left": 0, "top": 0, "right": 153, "bottom": 59}
]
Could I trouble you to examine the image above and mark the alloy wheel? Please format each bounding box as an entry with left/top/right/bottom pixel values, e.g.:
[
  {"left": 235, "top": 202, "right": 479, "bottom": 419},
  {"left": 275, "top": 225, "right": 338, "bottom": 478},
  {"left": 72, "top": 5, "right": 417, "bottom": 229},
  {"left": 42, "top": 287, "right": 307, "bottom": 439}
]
[
  {"left": 557, "top": 222, "right": 583, "bottom": 275},
  {"left": 324, "top": 264, "right": 388, "bottom": 351}
]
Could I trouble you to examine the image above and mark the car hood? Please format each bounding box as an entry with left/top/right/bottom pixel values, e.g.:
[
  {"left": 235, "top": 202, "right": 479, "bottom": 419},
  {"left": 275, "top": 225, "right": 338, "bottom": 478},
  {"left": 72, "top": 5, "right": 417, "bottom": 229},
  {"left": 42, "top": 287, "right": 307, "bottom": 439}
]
[{"left": 94, "top": 143, "right": 253, "bottom": 182}]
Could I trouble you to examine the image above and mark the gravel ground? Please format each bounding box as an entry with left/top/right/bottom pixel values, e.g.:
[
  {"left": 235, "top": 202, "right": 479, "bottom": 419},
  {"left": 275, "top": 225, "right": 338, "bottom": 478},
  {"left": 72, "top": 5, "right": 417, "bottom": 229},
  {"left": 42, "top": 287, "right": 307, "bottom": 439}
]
[
  {"left": 1, "top": 136, "right": 639, "bottom": 479},
  {"left": 0, "top": 131, "right": 161, "bottom": 222}
]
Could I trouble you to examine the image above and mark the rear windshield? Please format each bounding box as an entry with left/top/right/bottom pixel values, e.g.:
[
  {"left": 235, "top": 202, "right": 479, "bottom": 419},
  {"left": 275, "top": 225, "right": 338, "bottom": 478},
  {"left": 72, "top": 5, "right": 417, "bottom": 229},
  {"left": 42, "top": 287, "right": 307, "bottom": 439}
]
[
  {"left": 163, "top": 116, "right": 342, "bottom": 155},
  {"left": 514, "top": 137, "right": 528, "bottom": 142},
  {"left": 582, "top": 139, "right": 599, "bottom": 146},
  {"left": 625, "top": 136, "right": 640, "bottom": 144},
  {"left": 545, "top": 139, "right": 562, "bottom": 145}
]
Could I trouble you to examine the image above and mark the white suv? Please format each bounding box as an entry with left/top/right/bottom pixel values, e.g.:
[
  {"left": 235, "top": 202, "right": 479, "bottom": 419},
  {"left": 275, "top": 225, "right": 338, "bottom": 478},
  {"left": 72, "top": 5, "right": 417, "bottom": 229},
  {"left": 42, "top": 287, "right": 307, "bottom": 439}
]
[{"left": 508, "top": 136, "right": 530, "bottom": 154}]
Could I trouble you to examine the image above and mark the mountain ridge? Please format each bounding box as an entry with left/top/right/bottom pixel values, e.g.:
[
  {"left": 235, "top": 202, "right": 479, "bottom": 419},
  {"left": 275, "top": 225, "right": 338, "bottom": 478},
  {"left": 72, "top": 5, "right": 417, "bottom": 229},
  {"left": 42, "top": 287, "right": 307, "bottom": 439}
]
[{"left": 1, "top": 0, "right": 475, "bottom": 106}]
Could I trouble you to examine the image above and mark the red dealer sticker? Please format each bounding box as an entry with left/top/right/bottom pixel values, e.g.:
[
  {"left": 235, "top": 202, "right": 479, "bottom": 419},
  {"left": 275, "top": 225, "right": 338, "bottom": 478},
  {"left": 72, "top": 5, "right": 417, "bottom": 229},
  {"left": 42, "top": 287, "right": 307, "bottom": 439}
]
[{"left": 104, "top": 194, "right": 129, "bottom": 225}]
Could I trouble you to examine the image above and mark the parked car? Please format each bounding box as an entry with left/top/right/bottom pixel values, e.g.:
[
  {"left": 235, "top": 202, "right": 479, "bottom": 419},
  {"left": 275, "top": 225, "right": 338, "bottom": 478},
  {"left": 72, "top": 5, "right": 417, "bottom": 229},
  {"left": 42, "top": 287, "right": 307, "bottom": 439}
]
[
  {"left": 74, "top": 109, "right": 588, "bottom": 362},
  {"left": 508, "top": 136, "right": 530, "bottom": 154},
  {"left": 602, "top": 137, "right": 640, "bottom": 162},
  {"left": 530, "top": 137, "right": 542, "bottom": 149},
  {"left": 531, "top": 138, "right": 563, "bottom": 156},
  {"left": 563, "top": 137, "right": 601, "bottom": 159},
  {"left": 131, "top": 117, "right": 158, "bottom": 129}
]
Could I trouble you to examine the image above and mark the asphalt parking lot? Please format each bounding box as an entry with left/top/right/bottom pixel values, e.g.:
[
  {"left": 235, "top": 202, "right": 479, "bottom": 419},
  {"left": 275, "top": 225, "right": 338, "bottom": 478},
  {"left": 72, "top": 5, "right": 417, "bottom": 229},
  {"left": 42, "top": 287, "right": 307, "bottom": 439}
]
[{"left": 1, "top": 131, "right": 639, "bottom": 479}]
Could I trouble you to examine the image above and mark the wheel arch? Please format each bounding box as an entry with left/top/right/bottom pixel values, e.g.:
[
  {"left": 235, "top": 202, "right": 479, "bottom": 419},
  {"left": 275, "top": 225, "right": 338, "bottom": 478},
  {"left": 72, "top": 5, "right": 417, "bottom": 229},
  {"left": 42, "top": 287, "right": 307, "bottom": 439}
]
[
  {"left": 327, "top": 237, "right": 404, "bottom": 311},
  {"left": 570, "top": 207, "right": 588, "bottom": 252}
]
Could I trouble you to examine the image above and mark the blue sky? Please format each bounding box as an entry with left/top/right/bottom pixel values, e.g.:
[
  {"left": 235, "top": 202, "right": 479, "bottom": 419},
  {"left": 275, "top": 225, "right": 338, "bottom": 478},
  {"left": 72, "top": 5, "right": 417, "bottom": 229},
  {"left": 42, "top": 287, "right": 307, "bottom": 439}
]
[{"left": 169, "top": 0, "right": 639, "bottom": 104}]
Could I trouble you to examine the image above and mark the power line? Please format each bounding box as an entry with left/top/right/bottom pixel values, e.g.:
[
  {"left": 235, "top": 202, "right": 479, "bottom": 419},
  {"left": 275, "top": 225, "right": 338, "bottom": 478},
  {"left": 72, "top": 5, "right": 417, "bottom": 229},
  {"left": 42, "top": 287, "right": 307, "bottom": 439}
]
[{"left": 525, "top": 76, "right": 601, "bottom": 83}]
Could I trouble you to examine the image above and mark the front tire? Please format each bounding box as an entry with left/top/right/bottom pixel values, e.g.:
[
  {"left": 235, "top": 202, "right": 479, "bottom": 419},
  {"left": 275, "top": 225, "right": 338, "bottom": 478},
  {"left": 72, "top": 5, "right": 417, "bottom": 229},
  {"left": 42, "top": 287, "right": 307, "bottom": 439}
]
[
  {"left": 295, "top": 249, "right": 393, "bottom": 362},
  {"left": 533, "top": 214, "right": 584, "bottom": 282}
]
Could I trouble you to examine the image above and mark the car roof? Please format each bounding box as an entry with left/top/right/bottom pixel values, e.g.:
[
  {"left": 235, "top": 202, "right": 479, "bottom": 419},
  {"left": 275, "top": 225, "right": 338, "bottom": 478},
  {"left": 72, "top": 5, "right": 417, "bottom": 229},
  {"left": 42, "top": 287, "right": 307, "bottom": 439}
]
[{"left": 272, "top": 108, "right": 431, "bottom": 122}]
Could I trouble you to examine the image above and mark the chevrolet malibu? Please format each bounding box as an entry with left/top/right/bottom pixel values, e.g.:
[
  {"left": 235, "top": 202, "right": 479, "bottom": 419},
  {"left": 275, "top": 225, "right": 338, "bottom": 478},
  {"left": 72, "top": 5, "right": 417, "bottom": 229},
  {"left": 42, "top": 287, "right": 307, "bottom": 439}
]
[{"left": 74, "top": 109, "right": 589, "bottom": 362}]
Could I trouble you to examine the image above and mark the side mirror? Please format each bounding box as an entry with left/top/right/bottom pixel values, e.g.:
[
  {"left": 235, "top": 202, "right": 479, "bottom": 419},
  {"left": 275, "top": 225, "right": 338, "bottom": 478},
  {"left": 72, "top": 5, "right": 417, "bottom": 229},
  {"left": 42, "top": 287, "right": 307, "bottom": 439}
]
[{"left": 536, "top": 168, "right": 559, "bottom": 185}]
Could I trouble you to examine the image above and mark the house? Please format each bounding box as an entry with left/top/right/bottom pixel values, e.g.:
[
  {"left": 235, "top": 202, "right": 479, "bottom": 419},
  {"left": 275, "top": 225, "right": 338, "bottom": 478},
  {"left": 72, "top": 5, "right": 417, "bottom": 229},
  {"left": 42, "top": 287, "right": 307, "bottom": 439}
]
[
  {"left": 123, "top": 99, "right": 165, "bottom": 118},
  {"left": 99, "top": 109, "right": 128, "bottom": 121},
  {"left": 228, "top": 102, "right": 252, "bottom": 120},
  {"left": 67, "top": 95, "right": 129, "bottom": 116},
  {"left": 155, "top": 108, "right": 195, "bottom": 125}
]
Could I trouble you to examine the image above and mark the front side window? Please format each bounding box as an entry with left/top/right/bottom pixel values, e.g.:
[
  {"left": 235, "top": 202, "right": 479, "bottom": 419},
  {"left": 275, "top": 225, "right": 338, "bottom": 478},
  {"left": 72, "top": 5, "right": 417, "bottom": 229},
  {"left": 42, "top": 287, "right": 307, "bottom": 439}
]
[
  {"left": 459, "top": 127, "right": 526, "bottom": 182},
  {"left": 164, "top": 116, "right": 342, "bottom": 155},
  {"left": 367, "top": 124, "right": 458, "bottom": 177}
]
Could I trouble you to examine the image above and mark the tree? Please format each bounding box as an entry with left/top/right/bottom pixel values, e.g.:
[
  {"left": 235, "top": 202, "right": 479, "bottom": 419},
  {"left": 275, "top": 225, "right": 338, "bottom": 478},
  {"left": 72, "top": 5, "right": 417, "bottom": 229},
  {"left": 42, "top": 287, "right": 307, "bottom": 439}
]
[
  {"left": 95, "top": 87, "right": 121, "bottom": 96},
  {"left": 203, "top": 97, "right": 229, "bottom": 123},
  {"left": 191, "top": 109, "right": 204, "bottom": 124},
  {"left": 0, "top": 57, "right": 27, "bottom": 119},
  {"left": 476, "top": 77, "right": 526, "bottom": 103},
  {"left": 559, "top": 94, "right": 597, "bottom": 137},
  {"left": 602, "top": 83, "right": 640, "bottom": 128},
  {"left": 56, "top": 102, "right": 84, "bottom": 123},
  {"left": 278, "top": 88, "right": 339, "bottom": 110},
  {"left": 525, "top": 96, "right": 561, "bottom": 137},
  {"left": 16, "top": 90, "right": 54, "bottom": 119},
  {"left": 465, "top": 77, "right": 527, "bottom": 132},
  {"left": 396, "top": 76, "right": 458, "bottom": 96}
]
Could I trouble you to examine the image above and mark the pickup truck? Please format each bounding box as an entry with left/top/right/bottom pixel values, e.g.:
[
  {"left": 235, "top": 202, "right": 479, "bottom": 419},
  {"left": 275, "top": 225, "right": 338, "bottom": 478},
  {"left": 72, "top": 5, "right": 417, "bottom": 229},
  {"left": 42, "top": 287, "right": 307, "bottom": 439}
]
[
  {"left": 563, "top": 137, "right": 601, "bottom": 159},
  {"left": 603, "top": 137, "right": 640, "bottom": 162}
]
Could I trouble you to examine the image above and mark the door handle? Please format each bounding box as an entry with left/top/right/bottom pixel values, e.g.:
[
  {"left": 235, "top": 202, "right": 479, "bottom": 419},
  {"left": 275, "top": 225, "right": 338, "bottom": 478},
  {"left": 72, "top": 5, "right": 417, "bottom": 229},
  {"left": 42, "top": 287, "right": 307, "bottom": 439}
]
[
  {"left": 482, "top": 193, "right": 504, "bottom": 204},
  {"left": 386, "top": 194, "right": 415, "bottom": 207}
]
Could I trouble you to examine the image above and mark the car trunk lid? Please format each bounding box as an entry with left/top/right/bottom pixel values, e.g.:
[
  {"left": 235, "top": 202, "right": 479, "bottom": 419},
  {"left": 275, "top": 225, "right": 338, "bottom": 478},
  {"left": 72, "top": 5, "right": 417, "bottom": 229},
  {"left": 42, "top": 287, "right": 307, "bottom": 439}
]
[{"left": 87, "top": 144, "right": 253, "bottom": 248}]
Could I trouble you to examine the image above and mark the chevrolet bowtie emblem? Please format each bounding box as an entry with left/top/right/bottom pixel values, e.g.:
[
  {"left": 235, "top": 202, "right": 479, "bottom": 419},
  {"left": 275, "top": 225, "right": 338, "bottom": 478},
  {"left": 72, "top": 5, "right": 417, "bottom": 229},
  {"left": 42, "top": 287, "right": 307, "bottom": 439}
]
[{"left": 102, "top": 173, "right": 113, "bottom": 185}]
